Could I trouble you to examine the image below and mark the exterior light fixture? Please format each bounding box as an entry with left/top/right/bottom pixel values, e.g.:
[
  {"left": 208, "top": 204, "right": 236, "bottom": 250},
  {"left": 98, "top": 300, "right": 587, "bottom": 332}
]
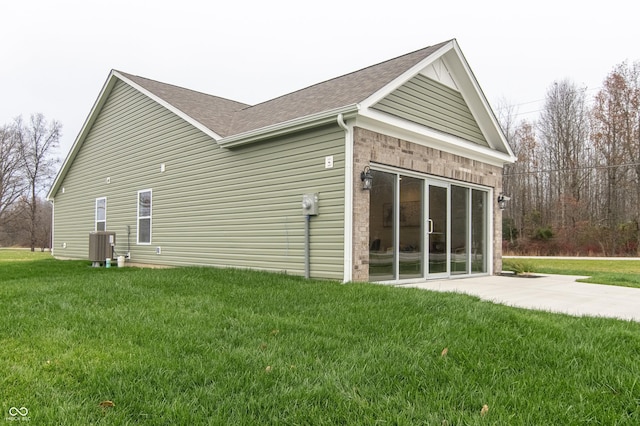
[
  {"left": 360, "top": 166, "right": 373, "bottom": 190},
  {"left": 497, "top": 193, "right": 511, "bottom": 210}
]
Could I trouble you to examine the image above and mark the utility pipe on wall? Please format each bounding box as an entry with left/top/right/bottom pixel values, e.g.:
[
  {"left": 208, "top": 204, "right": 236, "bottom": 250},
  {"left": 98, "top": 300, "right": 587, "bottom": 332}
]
[
  {"left": 304, "top": 214, "right": 310, "bottom": 279},
  {"left": 302, "top": 193, "right": 318, "bottom": 279}
]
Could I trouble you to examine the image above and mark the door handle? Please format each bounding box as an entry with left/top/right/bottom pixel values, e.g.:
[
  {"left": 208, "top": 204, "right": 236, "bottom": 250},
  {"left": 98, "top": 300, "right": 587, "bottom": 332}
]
[{"left": 428, "top": 219, "right": 434, "bottom": 234}]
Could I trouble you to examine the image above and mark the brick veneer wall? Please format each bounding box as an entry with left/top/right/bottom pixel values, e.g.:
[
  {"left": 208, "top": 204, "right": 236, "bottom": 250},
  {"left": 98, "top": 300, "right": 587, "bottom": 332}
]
[{"left": 352, "top": 127, "right": 504, "bottom": 282}]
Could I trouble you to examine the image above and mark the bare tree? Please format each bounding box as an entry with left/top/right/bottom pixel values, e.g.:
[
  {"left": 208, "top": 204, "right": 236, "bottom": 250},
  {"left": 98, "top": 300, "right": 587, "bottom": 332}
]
[
  {"left": 0, "top": 124, "right": 25, "bottom": 225},
  {"left": 14, "top": 114, "right": 61, "bottom": 251},
  {"left": 34, "top": 197, "right": 53, "bottom": 251},
  {"left": 591, "top": 62, "right": 640, "bottom": 254},
  {"left": 538, "top": 80, "right": 590, "bottom": 230},
  {"left": 502, "top": 119, "right": 541, "bottom": 243},
  {"left": 501, "top": 63, "right": 640, "bottom": 256}
]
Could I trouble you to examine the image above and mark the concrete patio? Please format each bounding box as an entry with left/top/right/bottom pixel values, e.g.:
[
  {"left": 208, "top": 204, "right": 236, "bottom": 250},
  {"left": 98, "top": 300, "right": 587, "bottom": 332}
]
[{"left": 399, "top": 274, "right": 640, "bottom": 322}]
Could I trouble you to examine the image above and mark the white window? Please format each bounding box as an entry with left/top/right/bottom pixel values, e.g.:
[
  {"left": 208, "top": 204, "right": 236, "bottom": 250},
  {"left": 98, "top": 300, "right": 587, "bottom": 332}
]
[
  {"left": 137, "top": 189, "right": 152, "bottom": 244},
  {"left": 95, "top": 197, "right": 106, "bottom": 231}
]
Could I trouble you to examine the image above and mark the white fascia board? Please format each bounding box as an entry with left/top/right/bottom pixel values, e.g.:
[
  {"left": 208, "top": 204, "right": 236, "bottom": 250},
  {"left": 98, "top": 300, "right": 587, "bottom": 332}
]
[
  {"left": 359, "top": 41, "right": 455, "bottom": 111},
  {"left": 47, "top": 70, "right": 226, "bottom": 201},
  {"left": 217, "top": 104, "right": 360, "bottom": 148},
  {"left": 357, "top": 110, "right": 515, "bottom": 167},
  {"left": 47, "top": 70, "right": 119, "bottom": 200},
  {"left": 443, "top": 43, "right": 516, "bottom": 159},
  {"left": 357, "top": 40, "right": 516, "bottom": 163},
  {"left": 113, "top": 71, "right": 223, "bottom": 141}
]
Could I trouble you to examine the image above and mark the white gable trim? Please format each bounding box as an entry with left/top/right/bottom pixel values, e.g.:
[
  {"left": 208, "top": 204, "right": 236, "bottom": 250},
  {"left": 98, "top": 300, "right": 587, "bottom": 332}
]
[
  {"left": 47, "top": 71, "right": 118, "bottom": 200},
  {"left": 445, "top": 43, "right": 514, "bottom": 158},
  {"left": 359, "top": 41, "right": 454, "bottom": 111},
  {"left": 356, "top": 111, "right": 514, "bottom": 167},
  {"left": 358, "top": 40, "right": 515, "bottom": 162},
  {"left": 420, "top": 57, "right": 459, "bottom": 90},
  {"left": 113, "top": 71, "right": 223, "bottom": 141},
  {"left": 47, "top": 70, "right": 225, "bottom": 200}
]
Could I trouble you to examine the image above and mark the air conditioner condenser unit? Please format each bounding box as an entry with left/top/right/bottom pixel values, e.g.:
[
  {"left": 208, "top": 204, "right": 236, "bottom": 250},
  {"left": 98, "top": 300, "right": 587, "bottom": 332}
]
[{"left": 89, "top": 231, "right": 116, "bottom": 267}]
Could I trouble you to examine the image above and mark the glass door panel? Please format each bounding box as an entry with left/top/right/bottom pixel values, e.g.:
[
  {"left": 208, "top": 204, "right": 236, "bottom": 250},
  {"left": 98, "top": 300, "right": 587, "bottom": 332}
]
[
  {"left": 399, "top": 176, "right": 423, "bottom": 279},
  {"left": 427, "top": 184, "right": 448, "bottom": 275},
  {"left": 369, "top": 171, "right": 396, "bottom": 281},
  {"left": 450, "top": 186, "right": 468, "bottom": 275},
  {"left": 471, "top": 189, "right": 487, "bottom": 273}
]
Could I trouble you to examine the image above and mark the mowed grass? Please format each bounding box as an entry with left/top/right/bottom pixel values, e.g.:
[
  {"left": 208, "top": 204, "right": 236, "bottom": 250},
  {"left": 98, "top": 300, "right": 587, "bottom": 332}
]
[
  {"left": 1, "top": 257, "right": 640, "bottom": 424},
  {"left": 0, "top": 248, "right": 51, "bottom": 262},
  {"left": 503, "top": 257, "right": 640, "bottom": 288}
]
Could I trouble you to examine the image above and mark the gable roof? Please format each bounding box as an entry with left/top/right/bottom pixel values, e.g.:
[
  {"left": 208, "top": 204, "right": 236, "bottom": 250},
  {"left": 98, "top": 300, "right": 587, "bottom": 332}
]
[
  {"left": 48, "top": 39, "right": 515, "bottom": 200},
  {"left": 117, "top": 72, "right": 250, "bottom": 138},
  {"left": 115, "top": 40, "right": 450, "bottom": 141},
  {"left": 225, "top": 41, "right": 450, "bottom": 137}
]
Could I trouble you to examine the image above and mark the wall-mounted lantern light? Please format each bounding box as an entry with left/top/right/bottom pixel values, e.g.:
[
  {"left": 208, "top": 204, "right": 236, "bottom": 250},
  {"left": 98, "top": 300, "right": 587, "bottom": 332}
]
[
  {"left": 497, "top": 193, "right": 511, "bottom": 210},
  {"left": 360, "top": 166, "right": 373, "bottom": 190}
]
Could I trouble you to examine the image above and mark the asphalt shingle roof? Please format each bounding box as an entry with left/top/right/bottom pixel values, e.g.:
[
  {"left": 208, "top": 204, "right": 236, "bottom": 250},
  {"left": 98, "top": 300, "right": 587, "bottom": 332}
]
[
  {"left": 118, "top": 40, "right": 450, "bottom": 139},
  {"left": 118, "top": 72, "right": 250, "bottom": 137}
]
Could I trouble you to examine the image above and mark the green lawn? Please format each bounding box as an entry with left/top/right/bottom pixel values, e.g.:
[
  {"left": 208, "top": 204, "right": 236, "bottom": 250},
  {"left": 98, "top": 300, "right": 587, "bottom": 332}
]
[
  {"left": 503, "top": 257, "right": 640, "bottom": 288},
  {"left": 1, "top": 256, "right": 640, "bottom": 424},
  {"left": 0, "top": 248, "right": 51, "bottom": 262}
]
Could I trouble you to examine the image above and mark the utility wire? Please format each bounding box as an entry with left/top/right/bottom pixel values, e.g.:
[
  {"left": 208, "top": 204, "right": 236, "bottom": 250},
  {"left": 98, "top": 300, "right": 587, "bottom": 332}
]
[{"left": 504, "top": 161, "right": 640, "bottom": 176}]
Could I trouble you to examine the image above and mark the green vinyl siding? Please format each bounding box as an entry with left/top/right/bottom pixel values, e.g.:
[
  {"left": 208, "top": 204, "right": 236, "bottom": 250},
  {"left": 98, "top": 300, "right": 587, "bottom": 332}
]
[
  {"left": 373, "top": 74, "right": 488, "bottom": 147},
  {"left": 52, "top": 80, "right": 346, "bottom": 279}
]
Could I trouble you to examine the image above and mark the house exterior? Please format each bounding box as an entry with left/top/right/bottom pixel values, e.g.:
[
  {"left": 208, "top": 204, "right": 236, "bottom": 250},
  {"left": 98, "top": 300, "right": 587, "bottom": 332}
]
[{"left": 47, "top": 39, "right": 515, "bottom": 283}]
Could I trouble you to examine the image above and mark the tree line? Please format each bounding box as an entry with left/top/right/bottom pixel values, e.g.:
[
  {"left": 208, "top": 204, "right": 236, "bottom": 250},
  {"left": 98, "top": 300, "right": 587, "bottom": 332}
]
[
  {"left": 0, "top": 114, "right": 60, "bottom": 251},
  {"left": 501, "top": 61, "right": 640, "bottom": 256}
]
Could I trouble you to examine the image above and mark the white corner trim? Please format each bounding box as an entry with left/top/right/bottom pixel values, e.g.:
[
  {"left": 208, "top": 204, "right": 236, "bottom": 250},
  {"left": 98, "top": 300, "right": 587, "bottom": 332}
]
[
  {"left": 488, "top": 188, "right": 495, "bottom": 275},
  {"left": 337, "top": 114, "right": 354, "bottom": 283}
]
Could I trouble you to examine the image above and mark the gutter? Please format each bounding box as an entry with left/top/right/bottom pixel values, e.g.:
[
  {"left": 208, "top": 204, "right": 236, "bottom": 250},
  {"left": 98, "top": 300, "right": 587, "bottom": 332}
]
[{"left": 218, "top": 104, "right": 360, "bottom": 148}]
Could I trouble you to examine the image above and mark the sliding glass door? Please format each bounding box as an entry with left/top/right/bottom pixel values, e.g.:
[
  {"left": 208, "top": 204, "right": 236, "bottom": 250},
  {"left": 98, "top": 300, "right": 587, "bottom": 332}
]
[{"left": 368, "top": 170, "right": 488, "bottom": 282}]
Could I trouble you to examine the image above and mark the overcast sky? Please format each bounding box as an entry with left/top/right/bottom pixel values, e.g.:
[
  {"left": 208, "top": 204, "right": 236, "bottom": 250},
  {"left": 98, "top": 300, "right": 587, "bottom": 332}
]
[{"left": 2, "top": 0, "right": 638, "bottom": 159}]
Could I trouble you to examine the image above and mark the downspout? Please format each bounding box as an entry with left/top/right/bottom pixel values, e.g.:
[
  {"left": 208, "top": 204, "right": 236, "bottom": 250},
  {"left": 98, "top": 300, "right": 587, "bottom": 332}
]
[
  {"left": 337, "top": 113, "right": 353, "bottom": 282},
  {"left": 337, "top": 113, "right": 348, "bottom": 132}
]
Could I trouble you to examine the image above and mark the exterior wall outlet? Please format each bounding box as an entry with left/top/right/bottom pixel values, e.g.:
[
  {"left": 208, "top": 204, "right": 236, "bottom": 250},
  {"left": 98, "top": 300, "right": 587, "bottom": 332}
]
[
  {"left": 156, "top": 247, "right": 161, "bottom": 255},
  {"left": 325, "top": 155, "right": 334, "bottom": 168}
]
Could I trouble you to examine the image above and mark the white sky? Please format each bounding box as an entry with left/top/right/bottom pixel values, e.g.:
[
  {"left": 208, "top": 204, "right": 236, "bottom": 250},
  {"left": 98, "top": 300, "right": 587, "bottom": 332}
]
[{"left": 2, "top": 0, "right": 638, "bottom": 160}]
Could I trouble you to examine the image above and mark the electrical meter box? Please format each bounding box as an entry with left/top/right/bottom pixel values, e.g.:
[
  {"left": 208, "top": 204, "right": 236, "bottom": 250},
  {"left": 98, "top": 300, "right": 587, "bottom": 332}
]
[{"left": 302, "top": 193, "right": 319, "bottom": 216}]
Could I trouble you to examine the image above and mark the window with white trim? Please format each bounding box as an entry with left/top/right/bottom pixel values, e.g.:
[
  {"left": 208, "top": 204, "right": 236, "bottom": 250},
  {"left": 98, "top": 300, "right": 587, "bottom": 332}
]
[
  {"left": 95, "top": 197, "right": 106, "bottom": 231},
  {"left": 137, "top": 189, "right": 152, "bottom": 244}
]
